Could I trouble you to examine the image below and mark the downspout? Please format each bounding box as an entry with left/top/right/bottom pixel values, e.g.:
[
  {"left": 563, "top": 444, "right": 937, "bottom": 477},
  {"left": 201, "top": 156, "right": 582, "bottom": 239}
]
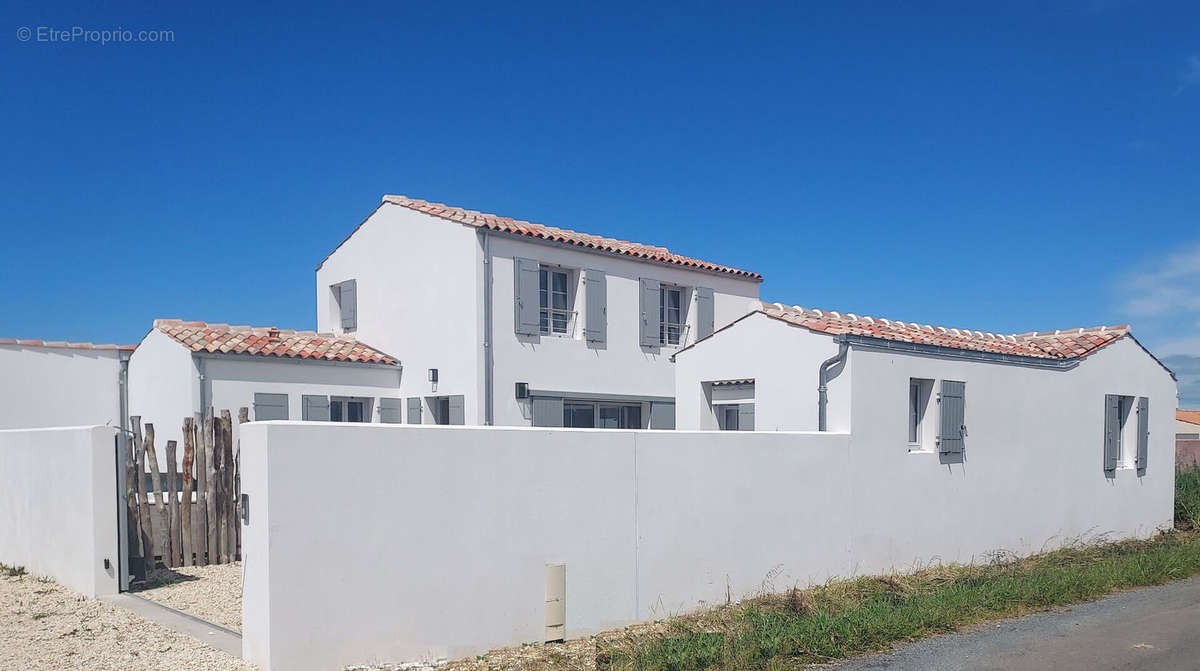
[
  {"left": 196, "top": 355, "right": 208, "bottom": 416},
  {"left": 482, "top": 230, "right": 494, "bottom": 425},
  {"left": 117, "top": 349, "right": 132, "bottom": 591},
  {"left": 818, "top": 338, "right": 849, "bottom": 432}
]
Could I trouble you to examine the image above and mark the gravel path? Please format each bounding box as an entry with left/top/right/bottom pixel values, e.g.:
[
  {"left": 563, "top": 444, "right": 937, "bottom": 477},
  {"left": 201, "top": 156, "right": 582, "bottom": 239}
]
[
  {"left": 0, "top": 571, "right": 255, "bottom": 671},
  {"left": 134, "top": 563, "right": 243, "bottom": 632}
]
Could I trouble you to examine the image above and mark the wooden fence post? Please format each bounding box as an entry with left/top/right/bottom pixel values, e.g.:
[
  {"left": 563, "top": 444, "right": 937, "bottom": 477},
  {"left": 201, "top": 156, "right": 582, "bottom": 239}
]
[
  {"left": 220, "top": 410, "right": 234, "bottom": 563},
  {"left": 181, "top": 417, "right": 195, "bottom": 567},
  {"left": 123, "top": 422, "right": 140, "bottom": 568},
  {"left": 194, "top": 413, "right": 208, "bottom": 565},
  {"left": 166, "top": 439, "right": 181, "bottom": 568},
  {"left": 144, "top": 424, "right": 170, "bottom": 571},
  {"left": 131, "top": 418, "right": 154, "bottom": 570},
  {"left": 205, "top": 408, "right": 219, "bottom": 564},
  {"left": 235, "top": 407, "right": 247, "bottom": 560}
]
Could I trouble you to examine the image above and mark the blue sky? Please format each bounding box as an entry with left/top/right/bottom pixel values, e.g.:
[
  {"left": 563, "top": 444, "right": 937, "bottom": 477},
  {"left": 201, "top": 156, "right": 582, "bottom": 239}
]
[{"left": 2, "top": 1, "right": 1198, "bottom": 405}]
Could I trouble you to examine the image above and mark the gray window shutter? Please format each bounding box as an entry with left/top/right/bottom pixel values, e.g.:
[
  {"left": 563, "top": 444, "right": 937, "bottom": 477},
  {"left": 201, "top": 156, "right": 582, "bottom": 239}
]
[
  {"left": 407, "top": 397, "right": 422, "bottom": 425},
  {"left": 639, "top": 278, "right": 661, "bottom": 347},
  {"left": 938, "top": 380, "right": 965, "bottom": 454},
  {"left": 339, "top": 280, "right": 357, "bottom": 330},
  {"left": 583, "top": 269, "right": 607, "bottom": 345},
  {"left": 695, "top": 287, "right": 715, "bottom": 339},
  {"left": 302, "top": 394, "right": 330, "bottom": 421},
  {"left": 648, "top": 401, "right": 675, "bottom": 430},
  {"left": 253, "top": 393, "right": 289, "bottom": 421},
  {"left": 1103, "top": 394, "right": 1120, "bottom": 472},
  {"left": 737, "top": 403, "right": 755, "bottom": 431},
  {"left": 514, "top": 257, "right": 541, "bottom": 335},
  {"left": 379, "top": 398, "right": 403, "bottom": 424},
  {"left": 1136, "top": 396, "right": 1149, "bottom": 473},
  {"left": 532, "top": 397, "right": 564, "bottom": 427},
  {"left": 448, "top": 395, "right": 465, "bottom": 425}
]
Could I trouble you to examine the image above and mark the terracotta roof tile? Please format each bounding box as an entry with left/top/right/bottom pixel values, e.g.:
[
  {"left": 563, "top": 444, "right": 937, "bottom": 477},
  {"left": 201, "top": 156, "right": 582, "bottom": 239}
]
[
  {"left": 153, "top": 319, "right": 397, "bottom": 366},
  {"left": 0, "top": 338, "right": 134, "bottom": 351},
  {"left": 1180, "top": 410, "right": 1200, "bottom": 426},
  {"left": 381, "top": 195, "right": 762, "bottom": 280},
  {"left": 756, "top": 302, "right": 1128, "bottom": 360}
]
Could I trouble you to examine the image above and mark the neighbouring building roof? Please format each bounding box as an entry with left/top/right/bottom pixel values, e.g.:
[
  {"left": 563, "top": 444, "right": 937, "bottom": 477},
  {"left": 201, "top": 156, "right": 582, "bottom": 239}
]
[
  {"left": 752, "top": 303, "right": 1128, "bottom": 360},
  {"left": 1180, "top": 410, "right": 1200, "bottom": 427},
  {"left": 677, "top": 301, "right": 1140, "bottom": 363},
  {"left": 0, "top": 338, "right": 134, "bottom": 351},
  {"left": 153, "top": 319, "right": 397, "bottom": 365},
  {"left": 365, "top": 195, "right": 762, "bottom": 280}
]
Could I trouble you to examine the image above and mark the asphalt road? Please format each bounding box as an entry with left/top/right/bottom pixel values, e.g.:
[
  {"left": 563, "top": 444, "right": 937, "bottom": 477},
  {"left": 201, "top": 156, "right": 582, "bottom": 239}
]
[{"left": 834, "top": 576, "right": 1200, "bottom": 671}]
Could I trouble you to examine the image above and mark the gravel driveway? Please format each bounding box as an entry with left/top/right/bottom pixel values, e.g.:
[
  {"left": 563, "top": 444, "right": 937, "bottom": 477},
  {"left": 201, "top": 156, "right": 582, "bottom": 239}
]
[
  {"left": 0, "top": 571, "right": 254, "bottom": 671},
  {"left": 135, "top": 563, "right": 243, "bottom": 631}
]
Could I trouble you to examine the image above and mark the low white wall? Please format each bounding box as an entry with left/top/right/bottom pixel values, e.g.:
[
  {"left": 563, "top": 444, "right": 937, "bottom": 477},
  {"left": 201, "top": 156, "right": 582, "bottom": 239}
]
[
  {"left": 0, "top": 426, "right": 120, "bottom": 596},
  {"left": 0, "top": 344, "right": 124, "bottom": 430},
  {"left": 241, "top": 420, "right": 1173, "bottom": 671}
]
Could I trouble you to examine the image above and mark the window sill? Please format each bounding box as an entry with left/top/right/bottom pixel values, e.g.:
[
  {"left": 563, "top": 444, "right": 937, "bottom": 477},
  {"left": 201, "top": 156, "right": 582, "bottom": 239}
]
[{"left": 907, "top": 446, "right": 936, "bottom": 454}]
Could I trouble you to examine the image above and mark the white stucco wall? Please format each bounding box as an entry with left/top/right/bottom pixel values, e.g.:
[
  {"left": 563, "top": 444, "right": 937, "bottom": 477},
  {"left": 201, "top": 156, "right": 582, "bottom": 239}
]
[
  {"left": 487, "top": 235, "right": 761, "bottom": 426},
  {"left": 207, "top": 356, "right": 402, "bottom": 445},
  {"left": 673, "top": 313, "right": 851, "bottom": 432},
  {"left": 129, "top": 328, "right": 404, "bottom": 463},
  {"left": 240, "top": 424, "right": 848, "bottom": 671},
  {"left": 316, "top": 203, "right": 480, "bottom": 421},
  {"left": 0, "top": 426, "right": 120, "bottom": 596},
  {"left": 239, "top": 408, "right": 1172, "bottom": 671},
  {"left": 844, "top": 335, "right": 1177, "bottom": 572},
  {"left": 0, "top": 344, "right": 124, "bottom": 430},
  {"left": 317, "top": 199, "right": 762, "bottom": 427},
  {"left": 127, "top": 328, "right": 202, "bottom": 461}
]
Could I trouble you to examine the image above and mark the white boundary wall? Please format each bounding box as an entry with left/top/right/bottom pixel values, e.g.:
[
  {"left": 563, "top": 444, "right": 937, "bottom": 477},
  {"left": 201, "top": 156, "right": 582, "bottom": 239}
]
[
  {"left": 240, "top": 421, "right": 1172, "bottom": 671},
  {"left": 0, "top": 426, "right": 120, "bottom": 596}
]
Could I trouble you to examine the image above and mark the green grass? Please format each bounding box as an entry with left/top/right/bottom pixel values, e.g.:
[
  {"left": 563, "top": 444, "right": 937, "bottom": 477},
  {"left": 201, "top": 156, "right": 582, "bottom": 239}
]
[
  {"left": 597, "top": 466, "right": 1200, "bottom": 671},
  {"left": 1176, "top": 465, "right": 1200, "bottom": 530}
]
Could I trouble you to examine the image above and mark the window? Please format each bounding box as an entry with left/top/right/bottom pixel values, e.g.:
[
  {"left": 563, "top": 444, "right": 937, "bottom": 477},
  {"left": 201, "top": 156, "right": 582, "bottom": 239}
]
[
  {"left": 720, "top": 405, "right": 739, "bottom": 431},
  {"left": 710, "top": 380, "right": 754, "bottom": 431},
  {"left": 1103, "top": 394, "right": 1147, "bottom": 473},
  {"left": 563, "top": 401, "right": 643, "bottom": 429},
  {"left": 332, "top": 279, "right": 357, "bottom": 331},
  {"left": 428, "top": 395, "right": 465, "bottom": 425},
  {"left": 539, "top": 267, "right": 572, "bottom": 335},
  {"left": 253, "top": 393, "right": 288, "bottom": 421},
  {"left": 564, "top": 402, "right": 595, "bottom": 428},
  {"left": 330, "top": 398, "right": 367, "bottom": 423},
  {"left": 908, "top": 379, "right": 933, "bottom": 449},
  {"left": 598, "top": 404, "right": 642, "bottom": 429},
  {"left": 660, "top": 286, "right": 684, "bottom": 345}
]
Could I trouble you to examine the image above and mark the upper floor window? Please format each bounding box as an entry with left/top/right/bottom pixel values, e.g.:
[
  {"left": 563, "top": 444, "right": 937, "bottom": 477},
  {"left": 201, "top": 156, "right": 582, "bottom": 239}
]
[
  {"left": 332, "top": 279, "right": 357, "bottom": 331},
  {"left": 539, "top": 267, "right": 572, "bottom": 335},
  {"left": 660, "top": 285, "right": 684, "bottom": 345}
]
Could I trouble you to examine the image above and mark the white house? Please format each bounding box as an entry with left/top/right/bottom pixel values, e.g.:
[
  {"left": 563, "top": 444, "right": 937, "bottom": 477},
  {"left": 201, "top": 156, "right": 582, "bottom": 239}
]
[
  {"left": 316, "top": 195, "right": 762, "bottom": 429},
  {"left": 0, "top": 339, "right": 132, "bottom": 430},
  {"left": 128, "top": 319, "right": 402, "bottom": 458},
  {"left": 674, "top": 302, "right": 1177, "bottom": 467}
]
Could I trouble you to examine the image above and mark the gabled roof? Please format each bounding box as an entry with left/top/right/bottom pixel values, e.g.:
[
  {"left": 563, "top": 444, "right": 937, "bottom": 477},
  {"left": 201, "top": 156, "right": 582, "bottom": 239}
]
[
  {"left": 321, "top": 195, "right": 761, "bottom": 280},
  {"left": 152, "top": 319, "right": 397, "bottom": 366},
  {"left": 0, "top": 338, "right": 134, "bottom": 352},
  {"left": 754, "top": 303, "right": 1129, "bottom": 360},
  {"left": 1180, "top": 410, "right": 1200, "bottom": 427},
  {"left": 677, "top": 301, "right": 1134, "bottom": 363}
]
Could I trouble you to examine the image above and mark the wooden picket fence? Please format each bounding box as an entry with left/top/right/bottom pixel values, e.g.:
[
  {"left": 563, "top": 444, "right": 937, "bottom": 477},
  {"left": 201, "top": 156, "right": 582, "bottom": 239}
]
[{"left": 124, "top": 408, "right": 245, "bottom": 573}]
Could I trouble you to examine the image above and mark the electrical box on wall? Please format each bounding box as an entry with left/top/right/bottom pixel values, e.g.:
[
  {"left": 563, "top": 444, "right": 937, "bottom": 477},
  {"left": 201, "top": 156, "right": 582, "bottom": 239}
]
[{"left": 545, "top": 562, "right": 566, "bottom": 642}]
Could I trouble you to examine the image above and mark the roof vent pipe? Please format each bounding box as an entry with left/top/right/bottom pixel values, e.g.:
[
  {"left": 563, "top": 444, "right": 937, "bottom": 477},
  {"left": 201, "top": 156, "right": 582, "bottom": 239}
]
[{"left": 818, "top": 339, "right": 849, "bottom": 431}]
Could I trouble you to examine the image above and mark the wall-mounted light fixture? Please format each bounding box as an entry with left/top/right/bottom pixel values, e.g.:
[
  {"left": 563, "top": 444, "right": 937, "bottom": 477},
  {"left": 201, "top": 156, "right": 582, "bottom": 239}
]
[
  {"left": 428, "top": 368, "right": 439, "bottom": 383},
  {"left": 515, "top": 382, "right": 529, "bottom": 399}
]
